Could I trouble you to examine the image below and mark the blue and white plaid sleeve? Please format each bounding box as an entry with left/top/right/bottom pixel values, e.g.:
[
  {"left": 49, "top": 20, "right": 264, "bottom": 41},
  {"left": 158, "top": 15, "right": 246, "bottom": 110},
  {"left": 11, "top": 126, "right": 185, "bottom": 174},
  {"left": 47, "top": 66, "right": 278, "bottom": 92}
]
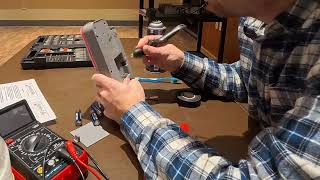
[
  {"left": 120, "top": 101, "right": 239, "bottom": 179},
  {"left": 171, "top": 52, "right": 248, "bottom": 101},
  {"left": 120, "top": 77, "right": 320, "bottom": 179}
]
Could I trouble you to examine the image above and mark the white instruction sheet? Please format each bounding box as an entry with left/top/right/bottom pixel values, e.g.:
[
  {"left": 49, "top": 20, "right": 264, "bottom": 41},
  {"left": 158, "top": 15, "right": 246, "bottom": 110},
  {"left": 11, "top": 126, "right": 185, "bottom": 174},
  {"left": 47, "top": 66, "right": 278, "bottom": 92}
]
[{"left": 0, "top": 79, "right": 56, "bottom": 123}]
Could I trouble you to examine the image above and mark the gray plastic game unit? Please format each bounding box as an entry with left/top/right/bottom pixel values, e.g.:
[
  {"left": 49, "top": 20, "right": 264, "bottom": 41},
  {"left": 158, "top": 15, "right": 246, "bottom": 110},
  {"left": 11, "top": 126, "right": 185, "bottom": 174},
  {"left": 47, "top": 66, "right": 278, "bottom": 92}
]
[{"left": 81, "top": 19, "right": 133, "bottom": 81}]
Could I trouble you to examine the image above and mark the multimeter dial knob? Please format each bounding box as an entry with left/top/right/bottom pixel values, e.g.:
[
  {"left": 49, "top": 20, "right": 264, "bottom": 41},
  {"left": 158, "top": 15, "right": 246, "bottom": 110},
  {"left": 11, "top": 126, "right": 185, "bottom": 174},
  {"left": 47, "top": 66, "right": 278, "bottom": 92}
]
[{"left": 23, "top": 135, "right": 49, "bottom": 152}]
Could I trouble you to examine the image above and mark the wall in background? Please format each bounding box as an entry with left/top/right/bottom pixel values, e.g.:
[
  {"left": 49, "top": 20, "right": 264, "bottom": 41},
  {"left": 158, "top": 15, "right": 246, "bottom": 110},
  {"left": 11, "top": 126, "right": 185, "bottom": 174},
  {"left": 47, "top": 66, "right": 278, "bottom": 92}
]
[
  {"left": 202, "top": 18, "right": 240, "bottom": 63},
  {"left": 0, "top": 0, "right": 183, "bottom": 21}
]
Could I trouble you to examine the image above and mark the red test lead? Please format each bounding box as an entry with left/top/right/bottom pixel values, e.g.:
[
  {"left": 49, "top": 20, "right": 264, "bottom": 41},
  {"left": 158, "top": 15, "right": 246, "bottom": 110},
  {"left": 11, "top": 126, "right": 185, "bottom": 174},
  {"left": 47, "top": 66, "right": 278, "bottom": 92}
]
[{"left": 65, "top": 141, "right": 102, "bottom": 180}]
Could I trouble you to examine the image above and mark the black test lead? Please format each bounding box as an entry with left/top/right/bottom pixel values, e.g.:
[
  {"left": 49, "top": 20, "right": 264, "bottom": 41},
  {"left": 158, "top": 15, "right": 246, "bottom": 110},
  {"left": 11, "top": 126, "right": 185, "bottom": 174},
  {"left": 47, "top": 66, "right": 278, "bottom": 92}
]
[{"left": 75, "top": 110, "right": 82, "bottom": 126}]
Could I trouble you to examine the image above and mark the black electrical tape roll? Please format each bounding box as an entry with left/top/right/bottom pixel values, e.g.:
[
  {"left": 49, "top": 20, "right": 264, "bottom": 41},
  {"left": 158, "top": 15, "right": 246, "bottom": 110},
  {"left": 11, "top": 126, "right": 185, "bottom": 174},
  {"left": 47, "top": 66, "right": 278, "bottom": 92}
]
[{"left": 176, "top": 90, "right": 201, "bottom": 108}]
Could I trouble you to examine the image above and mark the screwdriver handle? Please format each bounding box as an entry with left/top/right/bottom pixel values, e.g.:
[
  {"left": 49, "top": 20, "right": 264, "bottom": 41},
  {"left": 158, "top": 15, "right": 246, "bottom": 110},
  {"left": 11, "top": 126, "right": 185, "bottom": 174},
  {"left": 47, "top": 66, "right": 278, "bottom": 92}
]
[
  {"left": 132, "top": 48, "right": 145, "bottom": 57},
  {"left": 132, "top": 39, "right": 161, "bottom": 57}
]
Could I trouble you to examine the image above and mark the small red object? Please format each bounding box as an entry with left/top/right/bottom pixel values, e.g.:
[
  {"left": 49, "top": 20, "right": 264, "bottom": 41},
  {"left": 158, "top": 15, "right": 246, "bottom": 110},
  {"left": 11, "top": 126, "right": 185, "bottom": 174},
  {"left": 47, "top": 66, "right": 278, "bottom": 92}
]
[
  {"left": 65, "top": 140, "right": 101, "bottom": 180},
  {"left": 5, "top": 138, "right": 14, "bottom": 145},
  {"left": 180, "top": 122, "right": 190, "bottom": 133},
  {"left": 12, "top": 167, "right": 26, "bottom": 180}
]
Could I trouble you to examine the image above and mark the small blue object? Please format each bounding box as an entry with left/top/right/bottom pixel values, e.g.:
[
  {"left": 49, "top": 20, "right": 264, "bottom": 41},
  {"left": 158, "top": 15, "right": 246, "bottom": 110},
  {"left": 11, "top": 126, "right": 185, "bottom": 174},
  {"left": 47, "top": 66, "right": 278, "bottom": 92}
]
[
  {"left": 75, "top": 110, "right": 82, "bottom": 126},
  {"left": 135, "top": 77, "right": 181, "bottom": 84},
  {"left": 91, "top": 102, "right": 102, "bottom": 116},
  {"left": 90, "top": 112, "right": 100, "bottom": 126}
]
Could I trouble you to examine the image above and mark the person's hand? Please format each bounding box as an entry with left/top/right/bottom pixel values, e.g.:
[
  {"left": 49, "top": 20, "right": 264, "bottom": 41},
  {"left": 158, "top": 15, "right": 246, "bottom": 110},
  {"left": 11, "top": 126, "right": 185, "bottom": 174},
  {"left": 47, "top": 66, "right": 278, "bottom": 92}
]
[
  {"left": 92, "top": 74, "right": 145, "bottom": 123},
  {"left": 136, "top": 35, "right": 185, "bottom": 73}
]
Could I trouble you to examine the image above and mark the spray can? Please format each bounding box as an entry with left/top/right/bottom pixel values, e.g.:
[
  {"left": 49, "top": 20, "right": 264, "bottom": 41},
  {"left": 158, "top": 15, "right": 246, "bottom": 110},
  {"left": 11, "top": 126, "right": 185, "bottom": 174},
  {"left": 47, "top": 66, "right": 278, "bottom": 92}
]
[
  {"left": 146, "top": 20, "right": 166, "bottom": 73},
  {"left": 0, "top": 137, "right": 14, "bottom": 180}
]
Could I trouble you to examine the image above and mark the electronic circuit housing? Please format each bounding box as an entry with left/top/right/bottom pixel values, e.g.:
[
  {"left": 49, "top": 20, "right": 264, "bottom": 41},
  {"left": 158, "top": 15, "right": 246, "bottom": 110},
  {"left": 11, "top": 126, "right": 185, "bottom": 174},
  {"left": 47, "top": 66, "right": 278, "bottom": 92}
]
[{"left": 81, "top": 19, "right": 133, "bottom": 81}]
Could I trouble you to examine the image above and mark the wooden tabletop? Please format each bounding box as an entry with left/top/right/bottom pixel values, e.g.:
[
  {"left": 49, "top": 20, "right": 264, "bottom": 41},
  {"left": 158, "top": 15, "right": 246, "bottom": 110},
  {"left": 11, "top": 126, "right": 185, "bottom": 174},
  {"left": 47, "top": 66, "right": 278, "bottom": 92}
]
[{"left": 0, "top": 38, "right": 252, "bottom": 180}]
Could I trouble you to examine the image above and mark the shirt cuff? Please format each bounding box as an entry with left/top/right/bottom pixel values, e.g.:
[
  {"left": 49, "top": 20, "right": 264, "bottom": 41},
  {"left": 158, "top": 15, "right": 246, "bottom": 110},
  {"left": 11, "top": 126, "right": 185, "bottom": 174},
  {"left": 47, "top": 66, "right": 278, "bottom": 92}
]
[
  {"left": 171, "top": 52, "right": 205, "bottom": 85},
  {"left": 120, "top": 101, "right": 162, "bottom": 149}
]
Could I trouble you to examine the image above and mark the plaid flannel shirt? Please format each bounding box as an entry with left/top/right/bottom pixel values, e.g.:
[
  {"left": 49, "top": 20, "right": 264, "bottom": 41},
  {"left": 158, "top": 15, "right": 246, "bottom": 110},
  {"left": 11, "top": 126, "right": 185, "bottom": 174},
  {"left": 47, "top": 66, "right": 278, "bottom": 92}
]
[{"left": 120, "top": 0, "right": 320, "bottom": 179}]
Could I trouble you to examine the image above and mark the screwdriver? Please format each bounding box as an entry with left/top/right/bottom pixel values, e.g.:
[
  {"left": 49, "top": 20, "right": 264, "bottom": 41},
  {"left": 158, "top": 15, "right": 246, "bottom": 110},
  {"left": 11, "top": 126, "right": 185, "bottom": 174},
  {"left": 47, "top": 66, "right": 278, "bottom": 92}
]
[{"left": 132, "top": 24, "right": 187, "bottom": 58}]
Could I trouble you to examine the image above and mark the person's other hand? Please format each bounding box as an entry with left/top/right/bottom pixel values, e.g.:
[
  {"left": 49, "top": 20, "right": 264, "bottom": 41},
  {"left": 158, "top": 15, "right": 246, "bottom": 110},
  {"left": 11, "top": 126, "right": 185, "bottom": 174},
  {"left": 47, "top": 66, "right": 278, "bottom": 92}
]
[
  {"left": 92, "top": 74, "right": 145, "bottom": 123},
  {"left": 136, "top": 35, "right": 185, "bottom": 73}
]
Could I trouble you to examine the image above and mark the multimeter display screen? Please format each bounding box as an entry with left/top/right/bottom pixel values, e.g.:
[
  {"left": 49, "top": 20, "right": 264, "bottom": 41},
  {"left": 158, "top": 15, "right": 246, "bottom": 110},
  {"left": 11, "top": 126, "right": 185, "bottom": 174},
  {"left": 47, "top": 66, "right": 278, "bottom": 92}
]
[{"left": 0, "top": 104, "right": 34, "bottom": 137}]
